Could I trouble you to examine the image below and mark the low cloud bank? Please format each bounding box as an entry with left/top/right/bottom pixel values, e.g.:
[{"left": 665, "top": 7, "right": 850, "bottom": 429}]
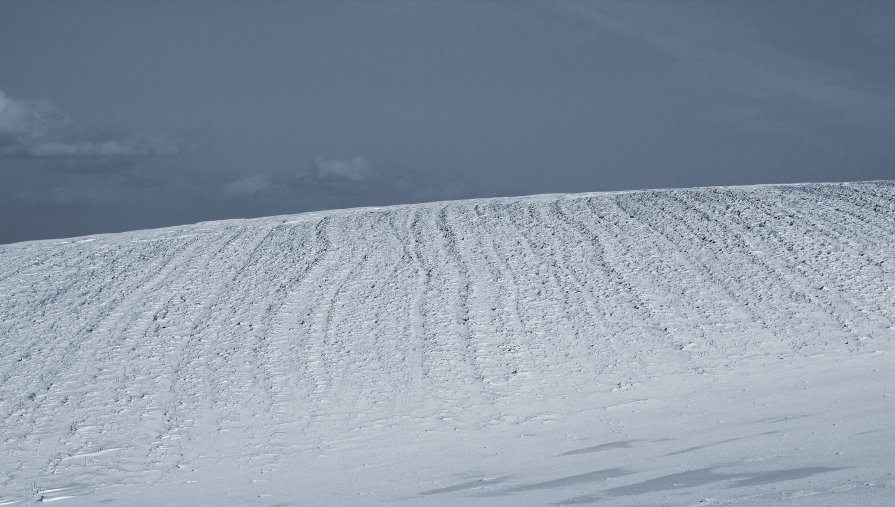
[
  {"left": 222, "top": 174, "right": 272, "bottom": 196},
  {"left": 0, "top": 90, "right": 471, "bottom": 243},
  {"left": 0, "top": 89, "right": 178, "bottom": 159},
  {"left": 313, "top": 156, "right": 378, "bottom": 182}
]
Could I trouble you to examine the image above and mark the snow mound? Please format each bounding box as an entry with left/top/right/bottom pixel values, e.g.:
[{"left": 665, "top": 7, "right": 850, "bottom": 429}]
[{"left": 1, "top": 181, "right": 894, "bottom": 505}]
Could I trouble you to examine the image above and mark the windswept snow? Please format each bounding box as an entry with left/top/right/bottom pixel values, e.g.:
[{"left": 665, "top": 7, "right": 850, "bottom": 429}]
[{"left": 1, "top": 181, "right": 894, "bottom": 505}]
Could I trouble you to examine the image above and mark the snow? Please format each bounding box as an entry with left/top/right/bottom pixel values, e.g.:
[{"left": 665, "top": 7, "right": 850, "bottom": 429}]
[{"left": 1, "top": 181, "right": 894, "bottom": 505}]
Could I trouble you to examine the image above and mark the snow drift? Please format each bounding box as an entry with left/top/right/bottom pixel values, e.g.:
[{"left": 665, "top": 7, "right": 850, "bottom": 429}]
[{"left": 1, "top": 181, "right": 894, "bottom": 505}]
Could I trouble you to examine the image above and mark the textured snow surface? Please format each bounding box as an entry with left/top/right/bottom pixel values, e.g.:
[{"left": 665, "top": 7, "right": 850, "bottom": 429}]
[{"left": 1, "top": 182, "right": 894, "bottom": 505}]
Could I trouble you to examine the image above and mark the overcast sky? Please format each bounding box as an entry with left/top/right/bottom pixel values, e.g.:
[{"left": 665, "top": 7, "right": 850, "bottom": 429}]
[{"left": 1, "top": 1, "right": 893, "bottom": 244}]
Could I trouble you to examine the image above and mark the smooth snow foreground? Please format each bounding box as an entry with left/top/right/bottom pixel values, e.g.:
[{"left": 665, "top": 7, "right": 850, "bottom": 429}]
[{"left": 1, "top": 182, "right": 894, "bottom": 506}]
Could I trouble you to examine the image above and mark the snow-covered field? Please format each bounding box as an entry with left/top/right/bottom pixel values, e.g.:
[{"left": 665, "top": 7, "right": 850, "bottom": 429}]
[{"left": 1, "top": 181, "right": 894, "bottom": 505}]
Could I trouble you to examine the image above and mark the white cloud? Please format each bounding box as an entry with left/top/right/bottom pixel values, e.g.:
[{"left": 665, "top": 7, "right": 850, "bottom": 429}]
[
  {"left": 0, "top": 89, "right": 63, "bottom": 144},
  {"left": 0, "top": 88, "right": 179, "bottom": 159},
  {"left": 0, "top": 89, "right": 32, "bottom": 135},
  {"left": 222, "top": 174, "right": 271, "bottom": 196},
  {"left": 313, "top": 156, "right": 378, "bottom": 182}
]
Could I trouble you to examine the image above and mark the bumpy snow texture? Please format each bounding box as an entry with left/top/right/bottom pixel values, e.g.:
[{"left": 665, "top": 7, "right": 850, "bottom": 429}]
[{"left": 1, "top": 182, "right": 894, "bottom": 505}]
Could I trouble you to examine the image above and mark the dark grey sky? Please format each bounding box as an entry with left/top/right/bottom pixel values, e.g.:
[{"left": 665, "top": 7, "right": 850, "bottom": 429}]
[{"left": 1, "top": 1, "right": 893, "bottom": 244}]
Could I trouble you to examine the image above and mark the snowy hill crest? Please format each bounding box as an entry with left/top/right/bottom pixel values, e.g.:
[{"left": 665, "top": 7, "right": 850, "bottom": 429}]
[{"left": 1, "top": 181, "right": 894, "bottom": 505}]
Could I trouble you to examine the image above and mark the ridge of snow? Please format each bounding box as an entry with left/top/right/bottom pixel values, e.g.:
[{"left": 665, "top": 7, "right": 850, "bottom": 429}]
[{"left": 1, "top": 181, "right": 894, "bottom": 505}]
